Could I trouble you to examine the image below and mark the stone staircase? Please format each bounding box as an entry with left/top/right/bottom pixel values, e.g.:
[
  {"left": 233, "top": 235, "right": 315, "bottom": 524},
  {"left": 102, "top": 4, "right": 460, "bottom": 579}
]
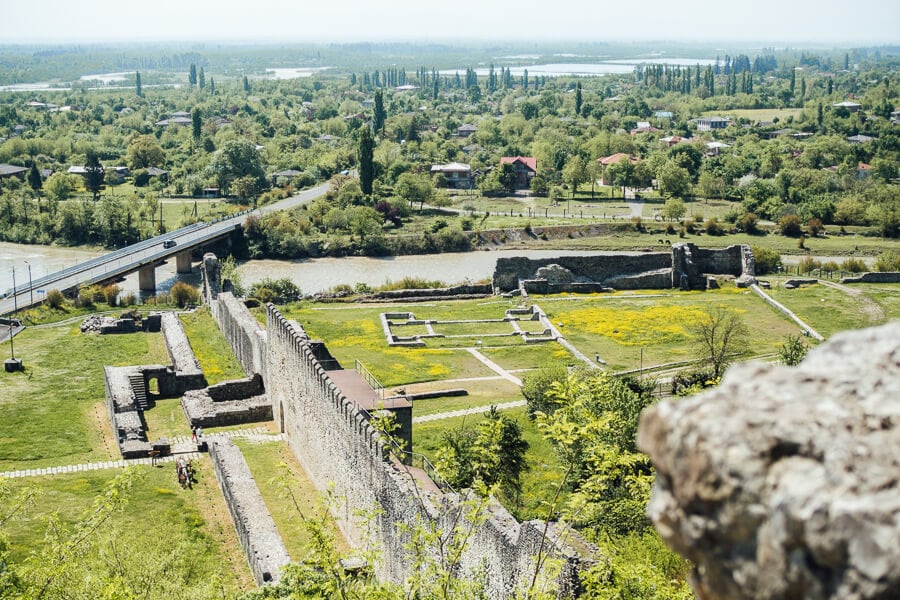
[{"left": 128, "top": 373, "right": 150, "bottom": 410}]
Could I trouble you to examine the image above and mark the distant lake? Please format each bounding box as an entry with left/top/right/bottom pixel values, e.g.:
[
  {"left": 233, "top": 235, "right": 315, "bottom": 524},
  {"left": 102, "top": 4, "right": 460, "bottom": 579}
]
[
  {"left": 441, "top": 58, "right": 716, "bottom": 77},
  {"left": 265, "top": 67, "right": 332, "bottom": 79}
]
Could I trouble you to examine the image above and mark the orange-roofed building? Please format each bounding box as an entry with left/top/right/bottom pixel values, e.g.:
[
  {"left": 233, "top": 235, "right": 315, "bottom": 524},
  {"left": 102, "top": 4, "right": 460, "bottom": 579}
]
[{"left": 499, "top": 156, "right": 537, "bottom": 188}]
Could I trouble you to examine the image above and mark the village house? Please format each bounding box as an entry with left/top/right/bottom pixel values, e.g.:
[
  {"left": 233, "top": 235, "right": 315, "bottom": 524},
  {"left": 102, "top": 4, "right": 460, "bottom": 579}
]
[
  {"left": 499, "top": 156, "right": 537, "bottom": 188},
  {"left": 691, "top": 116, "right": 731, "bottom": 131},
  {"left": 430, "top": 162, "right": 473, "bottom": 189},
  {"left": 457, "top": 123, "right": 478, "bottom": 137},
  {"left": 597, "top": 153, "right": 640, "bottom": 186},
  {"left": 0, "top": 164, "right": 28, "bottom": 180},
  {"left": 832, "top": 101, "right": 862, "bottom": 112}
]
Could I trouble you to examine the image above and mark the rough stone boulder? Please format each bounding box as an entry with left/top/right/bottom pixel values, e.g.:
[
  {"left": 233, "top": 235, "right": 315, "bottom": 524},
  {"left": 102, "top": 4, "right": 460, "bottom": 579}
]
[
  {"left": 534, "top": 264, "right": 577, "bottom": 284},
  {"left": 637, "top": 322, "right": 900, "bottom": 600}
]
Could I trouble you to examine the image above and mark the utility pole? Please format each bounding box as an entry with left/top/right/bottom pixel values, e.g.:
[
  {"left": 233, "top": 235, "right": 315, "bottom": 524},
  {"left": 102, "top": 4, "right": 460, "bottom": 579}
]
[
  {"left": 25, "top": 261, "right": 33, "bottom": 306},
  {"left": 11, "top": 269, "right": 17, "bottom": 314}
]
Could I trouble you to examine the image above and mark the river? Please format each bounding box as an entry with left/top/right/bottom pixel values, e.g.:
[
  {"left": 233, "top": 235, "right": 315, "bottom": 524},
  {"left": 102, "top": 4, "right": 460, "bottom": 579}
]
[{"left": 0, "top": 241, "right": 877, "bottom": 300}]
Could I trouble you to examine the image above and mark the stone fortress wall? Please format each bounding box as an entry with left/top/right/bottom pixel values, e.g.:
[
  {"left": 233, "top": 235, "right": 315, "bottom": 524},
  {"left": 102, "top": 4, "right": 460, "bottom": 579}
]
[
  {"left": 492, "top": 242, "right": 756, "bottom": 293},
  {"left": 265, "top": 304, "right": 591, "bottom": 599}
]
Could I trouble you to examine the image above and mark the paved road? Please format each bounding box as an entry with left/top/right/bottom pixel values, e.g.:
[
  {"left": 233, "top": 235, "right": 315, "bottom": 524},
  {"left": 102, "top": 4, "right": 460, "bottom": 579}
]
[{"left": 0, "top": 183, "right": 329, "bottom": 316}]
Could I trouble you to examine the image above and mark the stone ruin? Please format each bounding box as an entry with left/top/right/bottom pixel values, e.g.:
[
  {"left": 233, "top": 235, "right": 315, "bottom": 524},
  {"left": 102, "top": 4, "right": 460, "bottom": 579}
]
[
  {"left": 492, "top": 242, "right": 756, "bottom": 294},
  {"left": 81, "top": 311, "right": 162, "bottom": 334},
  {"left": 380, "top": 304, "right": 556, "bottom": 347},
  {"left": 637, "top": 322, "right": 900, "bottom": 600}
]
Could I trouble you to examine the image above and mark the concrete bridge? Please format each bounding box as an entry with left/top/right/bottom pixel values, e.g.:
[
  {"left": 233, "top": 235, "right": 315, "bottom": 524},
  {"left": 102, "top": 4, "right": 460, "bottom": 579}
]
[{"left": 0, "top": 183, "right": 328, "bottom": 316}]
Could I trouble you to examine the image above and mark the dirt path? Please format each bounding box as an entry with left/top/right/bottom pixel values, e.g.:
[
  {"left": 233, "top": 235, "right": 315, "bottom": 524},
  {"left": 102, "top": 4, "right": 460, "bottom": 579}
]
[{"left": 818, "top": 280, "right": 885, "bottom": 323}]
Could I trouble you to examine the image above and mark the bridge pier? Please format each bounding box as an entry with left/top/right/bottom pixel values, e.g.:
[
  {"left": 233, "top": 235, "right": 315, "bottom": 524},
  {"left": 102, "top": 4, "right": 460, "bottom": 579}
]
[
  {"left": 138, "top": 266, "right": 157, "bottom": 292},
  {"left": 175, "top": 251, "right": 193, "bottom": 274}
]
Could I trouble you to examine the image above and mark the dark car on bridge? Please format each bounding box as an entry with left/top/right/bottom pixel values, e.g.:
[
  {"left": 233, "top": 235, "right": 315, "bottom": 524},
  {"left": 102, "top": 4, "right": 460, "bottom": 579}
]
[{"left": 162, "top": 239, "right": 177, "bottom": 249}]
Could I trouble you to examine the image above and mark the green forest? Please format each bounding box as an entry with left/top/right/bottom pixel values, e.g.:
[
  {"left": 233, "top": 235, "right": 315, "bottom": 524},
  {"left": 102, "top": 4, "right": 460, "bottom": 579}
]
[{"left": 0, "top": 42, "right": 897, "bottom": 257}]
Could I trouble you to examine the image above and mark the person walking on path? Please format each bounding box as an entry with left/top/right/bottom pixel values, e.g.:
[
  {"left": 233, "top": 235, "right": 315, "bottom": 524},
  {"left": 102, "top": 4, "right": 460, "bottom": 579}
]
[{"left": 191, "top": 426, "right": 197, "bottom": 443}]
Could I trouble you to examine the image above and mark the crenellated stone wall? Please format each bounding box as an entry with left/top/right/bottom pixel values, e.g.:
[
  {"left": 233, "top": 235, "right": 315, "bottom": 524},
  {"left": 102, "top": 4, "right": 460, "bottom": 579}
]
[{"left": 266, "top": 304, "right": 593, "bottom": 598}]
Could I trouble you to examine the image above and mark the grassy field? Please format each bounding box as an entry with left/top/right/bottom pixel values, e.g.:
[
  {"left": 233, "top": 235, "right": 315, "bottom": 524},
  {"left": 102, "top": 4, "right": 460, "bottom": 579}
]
[
  {"left": 400, "top": 378, "right": 523, "bottom": 416},
  {"left": 180, "top": 307, "right": 247, "bottom": 384},
  {"left": 3, "top": 463, "right": 254, "bottom": 595},
  {"left": 0, "top": 322, "right": 170, "bottom": 471},
  {"left": 763, "top": 279, "right": 894, "bottom": 337},
  {"left": 236, "top": 437, "right": 350, "bottom": 561},
  {"left": 703, "top": 107, "right": 804, "bottom": 121}
]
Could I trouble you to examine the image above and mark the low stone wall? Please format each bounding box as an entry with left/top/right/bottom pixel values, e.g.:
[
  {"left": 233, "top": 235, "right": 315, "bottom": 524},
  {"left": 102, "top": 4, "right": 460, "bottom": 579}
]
[
  {"left": 841, "top": 271, "right": 900, "bottom": 284},
  {"left": 637, "top": 322, "right": 900, "bottom": 600},
  {"left": 161, "top": 313, "right": 204, "bottom": 378},
  {"left": 208, "top": 438, "right": 291, "bottom": 585},
  {"left": 267, "top": 305, "right": 593, "bottom": 598},
  {"left": 182, "top": 375, "right": 271, "bottom": 428},
  {"left": 367, "top": 283, "right": 493, "bottom": 299}
]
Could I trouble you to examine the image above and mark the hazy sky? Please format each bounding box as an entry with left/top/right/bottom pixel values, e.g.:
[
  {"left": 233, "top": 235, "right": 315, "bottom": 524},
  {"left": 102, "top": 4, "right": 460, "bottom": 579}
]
[{"left": 2, "top": 0, "right": 898, "bottom": 45}]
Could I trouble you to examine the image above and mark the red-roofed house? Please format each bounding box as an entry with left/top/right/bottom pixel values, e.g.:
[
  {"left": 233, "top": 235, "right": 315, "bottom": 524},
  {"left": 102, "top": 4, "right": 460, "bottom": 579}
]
[
  {"left": 500, "top": 156, "right": 537, "bottom": 188},
  {"left": 597, "top": 153, "right": 640, "bottom": 186}
]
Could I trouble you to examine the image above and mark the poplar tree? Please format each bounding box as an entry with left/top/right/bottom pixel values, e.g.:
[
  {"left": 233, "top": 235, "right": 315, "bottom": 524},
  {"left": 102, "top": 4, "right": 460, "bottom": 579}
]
[
  {"left": 135, "top": 71, "right": 142, "bottom": 97},
  {"left": 373, "top": 89, "right": 386, "bottom": 135},
  {"left": 188, "top": 64, "right": 197, "bottom": 87},
  {"left": 575, "top": 81, "right": 583, "bottom": 115},
  {"left": 199, "top": 67, "right": 205, "bottom": 89},
  {"left": 358, "top": 125, "right": 375, "bottom": 196}
]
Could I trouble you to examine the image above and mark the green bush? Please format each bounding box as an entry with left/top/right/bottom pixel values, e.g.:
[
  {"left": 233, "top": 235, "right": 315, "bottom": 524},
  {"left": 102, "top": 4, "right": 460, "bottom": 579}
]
[
  {"left": 170, "top": 282, "right": 200, "bottom": 308},
  {"left": 779, "top": 214, "right": 803, "bottom": 237},
  {"left": 103, "top": 285, "right": 121, "bottom": 307},
  {"left": 738, "top": 212, "right": 760, "bottom": 234},
  {"left": 249, "top": 278, "right": 302, "bottom": 303},
  {"left": 46, "top": 289, "right": 65, "bottom": 309},
  {"left": 797, "top": 256, "right": 821, "bottom": 274},
  {"left": 874, "top": 250, "right": 900, "bottom": 272},
  {"left": 751, "top": 246, "right": 782, "bottom": 275},
  {"left": 841, "top": 258, "right": 867, "bottom": 273},
  {"left": 77, "top": 287, "right": 95, "bottom": 309},
  {"left": 704, "top": 218, "right": 725, "bottom": 236}
]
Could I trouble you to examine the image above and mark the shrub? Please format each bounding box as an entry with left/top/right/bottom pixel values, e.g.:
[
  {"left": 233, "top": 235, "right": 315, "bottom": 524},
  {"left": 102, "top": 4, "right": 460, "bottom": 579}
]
[
  {"left": 821, "top": 261, "right": 840, "bottom": 272},
  {"left": 249, "top": 278, "right": 302, "bottom": 303},
  {"left": 778, "top": 214, "right": 803, "bottom": 237},
  {"left": 704, "top": 218, "right": 725, "bottom": 236},
  {"left": 77, "top": 287, "right": 95, "bottom": 309},
  {"left": 841, "top": 258, "right": 867, "bottom": 273},
  {"left": 797, "top": 256, "right": 821, "bottom": 274},
  {"left": 103, "top": 285, "right": 121, "bottom": 307},
  {"left": 170, "top": 282, "right": 200, "bottom": 308},
  {"left": 522, "top": 366, "right": 568, "bottom": 419},
  {"left": 807, "top": 218, "right": 825, "bottom": 237},
  {"left": 738, "top": 212, "right": 760, "bottom": 234},
  {"left": 874, "top": 250, "right": 900, "bottom": 272},
  {"left": 120, "top": 292, "right": 137, "bottom": 307},
  {"left": 45, "top": 289, "right": 65, "bottom": 309},
  {"left": 751, "top": 246, "right": 782, "bottom": 275}
]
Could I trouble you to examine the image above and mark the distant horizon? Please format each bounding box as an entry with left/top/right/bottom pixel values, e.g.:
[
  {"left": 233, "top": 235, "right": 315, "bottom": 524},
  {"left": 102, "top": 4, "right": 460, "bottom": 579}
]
[
  {"left": 1, "top": 37, "right": 894, "bottom": 50},
  {"left": 2, "top": 0, "right": 898, "bottom": 47}
]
